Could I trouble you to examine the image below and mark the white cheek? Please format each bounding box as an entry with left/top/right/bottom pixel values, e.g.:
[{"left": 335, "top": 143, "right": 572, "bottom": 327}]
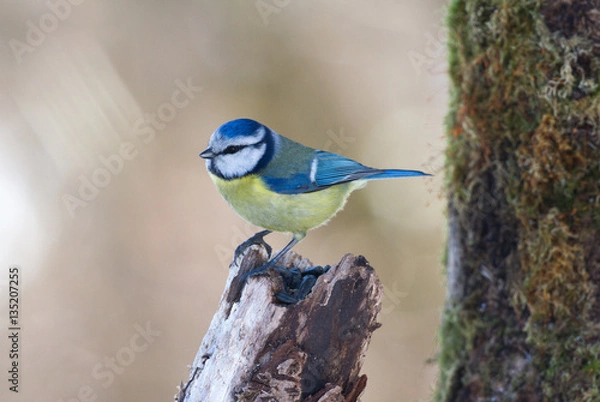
[{"left": 214, "top": 145, "right": 265, "bottom": 179}]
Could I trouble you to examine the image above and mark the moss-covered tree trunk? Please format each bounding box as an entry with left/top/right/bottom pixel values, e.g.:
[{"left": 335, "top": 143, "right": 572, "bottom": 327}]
[{"left": 438, "top": 1, "right": 600, "bottom": 400}]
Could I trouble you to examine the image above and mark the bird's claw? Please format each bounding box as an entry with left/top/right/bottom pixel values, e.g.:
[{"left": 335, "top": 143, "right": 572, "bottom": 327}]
[{"left": 234, "top": 230, "right": 273, "bottom": 261}]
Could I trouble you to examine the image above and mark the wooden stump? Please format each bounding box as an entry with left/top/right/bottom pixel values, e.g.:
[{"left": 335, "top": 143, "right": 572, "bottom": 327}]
[{"left": 176, "top": 244, "right": 384, "bottom": 402}]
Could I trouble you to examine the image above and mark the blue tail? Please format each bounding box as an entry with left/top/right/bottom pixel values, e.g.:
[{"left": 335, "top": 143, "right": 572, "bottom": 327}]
[{"left": 367, "top": 169, "right": 431, "bottom": 180}]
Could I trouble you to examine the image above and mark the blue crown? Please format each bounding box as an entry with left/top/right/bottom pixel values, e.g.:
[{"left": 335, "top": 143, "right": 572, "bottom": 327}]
[{"left": 218, "top": 118, "right": 262, "bottom": 139}]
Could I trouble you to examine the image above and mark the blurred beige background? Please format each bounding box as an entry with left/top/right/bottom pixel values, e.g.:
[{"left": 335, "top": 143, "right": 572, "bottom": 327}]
[{"left": 1, "top": 1, "right": 447, "bottom": 401}]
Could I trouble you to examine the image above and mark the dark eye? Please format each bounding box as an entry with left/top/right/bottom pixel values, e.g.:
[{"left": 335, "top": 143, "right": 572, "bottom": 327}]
[{"left": 222, "top": 145, "right": 244, "bottom": 155}]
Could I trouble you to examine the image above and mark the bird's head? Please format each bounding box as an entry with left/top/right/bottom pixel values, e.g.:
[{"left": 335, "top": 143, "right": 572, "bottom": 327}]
[{"left": 200, "top": 118, "right": 275, "bottom": 179}]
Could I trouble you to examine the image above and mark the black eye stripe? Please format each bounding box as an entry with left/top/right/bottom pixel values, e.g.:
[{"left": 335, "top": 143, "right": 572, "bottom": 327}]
[
  {"left": 220, "top": 140, "right": 266, "bottom": 155},
  {"left": 222, "top": 145, "right": 244, "bottom": 155}
]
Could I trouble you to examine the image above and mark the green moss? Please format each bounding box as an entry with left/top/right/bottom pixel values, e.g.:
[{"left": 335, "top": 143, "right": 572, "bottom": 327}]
[
  {"left": 439, "top": 0, "right": 600, "bottom": 400},
  {"left": 435, "top": 307, "right": 467, "bottom": 402}
]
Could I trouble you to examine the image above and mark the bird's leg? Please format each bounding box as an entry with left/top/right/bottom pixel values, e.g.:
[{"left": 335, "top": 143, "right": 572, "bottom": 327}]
[
  {"left": 237, "top": 233, "right": 328, "bottom": 304},
  {"left": 234, "top": 230, "right": 273, "bottom": 261},
  {"left": 244, "top": 234, "right": 302, "bottom": 278},
  {"left": 244, "top": 232, "right": 330, "bottom": 304}
]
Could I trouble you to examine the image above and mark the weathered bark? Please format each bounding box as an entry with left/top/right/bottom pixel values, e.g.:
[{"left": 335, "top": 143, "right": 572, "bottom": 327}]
[
  {"left": 438, "top": 0, "right": 600, "bottom": 401},
  {"left": 177, "top": 245, "right": 383, "bottom": 402}
]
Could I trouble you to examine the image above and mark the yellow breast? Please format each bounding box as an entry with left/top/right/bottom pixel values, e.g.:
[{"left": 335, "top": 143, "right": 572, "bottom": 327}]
[{"left": 209, "top": 173, "right": 361, "bottom": 235}]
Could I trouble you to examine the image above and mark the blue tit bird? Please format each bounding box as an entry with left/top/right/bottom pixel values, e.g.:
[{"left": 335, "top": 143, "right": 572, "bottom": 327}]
[{"left": 200, "top": 118, "right": 430, "bottom": 277}]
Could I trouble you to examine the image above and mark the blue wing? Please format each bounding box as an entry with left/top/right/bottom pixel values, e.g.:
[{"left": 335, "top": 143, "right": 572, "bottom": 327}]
[{"left": 263, "top": 150, "right": 430, "bottom": 195}]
